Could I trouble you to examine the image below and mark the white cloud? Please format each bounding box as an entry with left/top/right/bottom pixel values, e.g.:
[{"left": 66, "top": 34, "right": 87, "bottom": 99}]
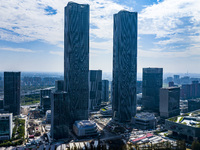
[
  {"left": 0, "top": 47, "right": 35, "bottom": 53},
  {"left": 139, "top": 0, "right": 200, "bottom": 42},
  {"left": 0, "top": 0, "right": 129, "bottom": 52}
]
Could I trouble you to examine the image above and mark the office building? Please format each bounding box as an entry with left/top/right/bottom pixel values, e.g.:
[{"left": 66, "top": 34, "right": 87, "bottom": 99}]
[
  {"left": 89, "top": 70, "right": 102, "bottom": 110},
  {"left": 166, "top": 77, "right": 173, "bottom": 83},
  {"left": 45, "top": 110, "right": 51, "bottom": 123},
  {"left": 166, "top": 109, "right": 200, "bottom": 141},
  {"left": 0, "top": 99, "right": 3, "bottom": 110},
  {"left": 51, "top": 91, "right": 69, "bottom": 139},
  {"left": 112, "top": 11, "right": 137, "bottom": 122},
  {"left": 188, "top": 99, "right": 200, "bottom": 112},
  {"left": 190, "top": 81, "right": 200, "bottom": 98},
  {"left": 181, "top": 84, "right": 191, "bottom": 99},
  {"left": 64, "top": 2, "right": 89, "bottom": 125},
  {"left": 55, "top": 80, "right": 64, "bottom": 91},
  {"left": 174, "top": 75, "right": 180, "bottom": 84},
  {"left": 160, "top": 87, "right": 180, "bottom": 118},
  {"left": 142, "top": 68, "right": 163, "bottom": 112},
  {"left": 136, "top": 81, "right": 142, "bottom": 94},
  {"left": 180, "top": 76, "right": 190, "bottom": 84},
  {"left": 102, "top": 80, "right": 109, "bottom": 102},
  {"left": 180, "top": 100, "right": 188, "bottom": 113},
  {"left": 181, "top": 81, "right": 200, "bottom": 99},
  {"left": 4, "top": 72, "right": 21, "bottom": 116},
  {"left": 42, "top": 96, "right": 51, "bottom": 113},
  {"left": 169, "top": 81, "right": 175, "bottom": 87},
  {"left": 132, "top": 112, "right": 156, "bottom": 130},
  {"left": 0, "top": 113, "right": 12, "bottom": 140},
  {"left": 73, "top": 120, "right": 98, "bottom": 137},
  {"left": 40, "top": 89, "right": 51, "bottom": 112}
]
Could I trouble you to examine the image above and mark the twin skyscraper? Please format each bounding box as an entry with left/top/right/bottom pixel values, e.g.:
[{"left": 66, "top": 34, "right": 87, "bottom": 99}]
[{"left": 52, "top": 2, "right": 137, "bottom": 139}]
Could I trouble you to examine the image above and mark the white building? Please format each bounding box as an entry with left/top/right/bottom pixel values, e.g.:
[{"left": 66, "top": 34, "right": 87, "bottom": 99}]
[
  {"left": 0, "top": 113, "right": 13, "bottom": 140},
  {"left": 73, "top": 120, "right": 98, "bottom": 137},
  {"left": 45, "top": 110, "right": 51, "bottom": 123},
  {"left": 132, "top": 112, "right": 156, "bottom": 130}
]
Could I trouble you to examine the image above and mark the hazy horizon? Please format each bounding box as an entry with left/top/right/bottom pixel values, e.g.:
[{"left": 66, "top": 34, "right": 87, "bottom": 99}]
[{"left": 0, "top": 0, "right": 200, "bottom": 73}]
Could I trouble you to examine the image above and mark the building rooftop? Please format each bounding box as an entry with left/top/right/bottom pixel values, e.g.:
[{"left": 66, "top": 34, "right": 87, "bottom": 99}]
[
  {"left": 0, "top": 113, "right": 12, "bottom": 116},
  {"left": 74, "top": 120, "right": 96, "bottom": 128},
  {"left": 161, "top": 87, "right": 180, "bottom": 90},
  {"left": 135, "top": 112, "right": 155, "bottom": 120},
  {"left": 167, "top": 109, "right": 200, "bottom": 128},
  {"left": 0, "top": 113, "right": 12, "bottom": 117},
  {"left": 46, "top": 110, "right": 51, "bottom": 114}
]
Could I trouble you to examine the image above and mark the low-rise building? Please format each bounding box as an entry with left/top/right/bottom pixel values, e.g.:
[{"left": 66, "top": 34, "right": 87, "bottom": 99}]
[
  {"left": 46, "top": 110, "right": 51, "bottom": 123},
  {"left": 73, "top": 120, "right": 98, "bottom": 137},
  {"left": 100, "top": 105, "right": 112, "bottom": 116},
  {"left": 0, "top": 113, "right": 12, "bottom": 140},
  {"left": 165, "top": 109, "right": 200, "bottom": 141},
  {"left": 132, "top": 112, "right": 156, "bottom": 130}
]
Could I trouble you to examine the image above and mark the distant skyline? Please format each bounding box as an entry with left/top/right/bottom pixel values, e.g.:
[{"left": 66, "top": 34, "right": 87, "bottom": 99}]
[{"left": 0, "top": 0, "right": 200, "bottom": 73}]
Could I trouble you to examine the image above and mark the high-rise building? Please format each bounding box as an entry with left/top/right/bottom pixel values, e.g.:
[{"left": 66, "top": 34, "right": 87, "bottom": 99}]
[
  {"left": 89, "top": 70, "right": 102, "bottom": 110},
  {"left": 40, "top": 89, "right": 51, "bottom": 112},
  {"left": 181, "top": 81, "right": 200, "bottom": 99},
  {"left": 142, "top": 68, "right": 163, "bottom": 112},
  {"left": 112, "top": 11, "right": 137, "bottom": 123},
  {"left": 4, "top": 72, "right": 21, "bottom": 116},
  {"left": 136, "top": 81, "right": 142, "bottom": 94},
  {"left": 0, "top": 113, "right": 12, "bottom": 140},
  {"left": 181, "top": 84, "right": 191, "bottom": 99},
  {"left": 42, "top": 96, "right": 51, "bottom": 113},
  {"left": 169, "top": 81, "right": 175, "bottom": 87},
  {"left": 0, "top": 99, "right": 3, "bottom": 110},
  {"left": 160, "top": 87, "right": 180, "bottom": 118},
  {"left": 174, "top": 75, "right": 180, "bottom": 84},
  {"left": 102, "top": 80, "right": 109, "bottom": 102},
  {"left": 64, "top": 2, "right": 89, "bottom": 125},
  {"left": 55, "top": 80, "right": 64, "bottom": 92},
  {"left": 51, "top": 91, "right": 69, "bottom": 140},
  {"left": 180, "top": 76, "right": 190, "bottom": 84}
]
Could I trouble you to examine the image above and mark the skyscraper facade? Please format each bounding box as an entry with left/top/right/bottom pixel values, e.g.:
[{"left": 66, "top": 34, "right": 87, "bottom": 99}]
[
  {"left": 64, "top": 2, "right": 89, "bottom": 124},
  {"left": 181, "top": 81, "right": 200, "bottom": 99},
  {"left": 160, "top": 87, "right": 180, "bottom": 118},
  {"left": 102, "top": 80, "right": 109, "bottom": 102},
  {"left": 51, "top": 91, "right": 69, "bottom": 139},
  {"left": 55, "top": 80, "right": 64, "bottom": 92},
  {"left": 112, "top": 11, "right": 137, "bottom": 123},
  {"left": 89, "top": 70, "right": 102, "bottom": 111},
  {"left": 4, "top": 72, "right": 21, "bottom": 116},
  {"left": 40, "top": 89, "right": 51, "bottom": 112},
  {"left": 142, "top": 68, "right": 163, "bottom": 112}
]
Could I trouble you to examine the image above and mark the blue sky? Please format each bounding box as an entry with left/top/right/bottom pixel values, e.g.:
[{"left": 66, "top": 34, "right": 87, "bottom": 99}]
[{"left": 0, "top": 0, "right": 200, "bottom": 74}]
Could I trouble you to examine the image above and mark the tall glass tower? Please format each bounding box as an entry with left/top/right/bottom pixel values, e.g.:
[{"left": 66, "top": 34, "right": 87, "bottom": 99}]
[
  {"left": 4, "top": 72, "right": 21, "bottom": 116},
  {"left": 142, "top": 68, "right": 163, "bottom": 112},
  {"left": 64, "top": 2, "right": 89, "bottom": 126},
  {"left": 112, "top": 11, "right": 137, "bottom": 123}
]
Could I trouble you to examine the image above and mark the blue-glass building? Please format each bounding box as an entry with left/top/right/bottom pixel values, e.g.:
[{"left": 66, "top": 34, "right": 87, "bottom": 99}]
[
  {"left": 102, "top": 80, "right": 109, "bottom": 102},
  {"left": 89, "top": 70, "right": 102, "bottom": 111},
  {"left": 112, "top": 11, "right": 137, "bottom": 123},
  {"left": 142, "top": 68, "right": 163, "bottom": 112},
  {"left": 64, "top": 2, "right": 89, "bottom": 126},
  {"left": 4, "top": 72, "right": 21, "bottom": 116}
]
